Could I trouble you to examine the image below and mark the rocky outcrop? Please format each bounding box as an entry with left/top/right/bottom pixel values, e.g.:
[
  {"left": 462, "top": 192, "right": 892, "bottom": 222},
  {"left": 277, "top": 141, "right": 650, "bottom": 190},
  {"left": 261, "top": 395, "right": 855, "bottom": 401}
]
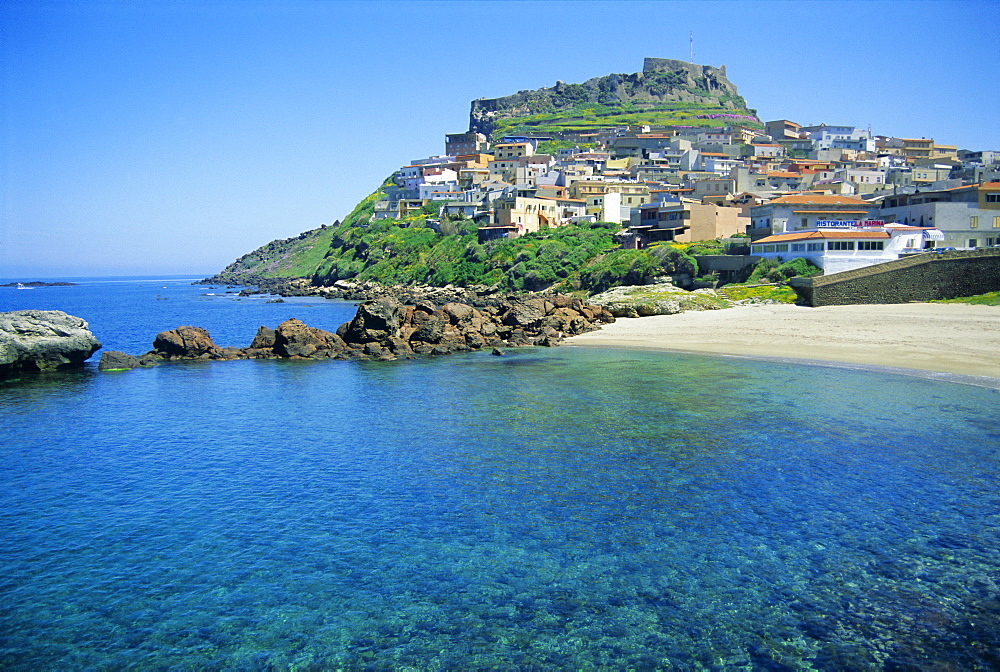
[
  {"left": 469, "top": 58, "right": 748, "bottom": 136},
  {"left": 0, "top": 310, "right": 102, "bottom": 376},
  {"left": 152, "top": 326, "right": 224, "bottom": 359},
  {"left": 140, "top": 294, "right": 615, "bottom": 365}
]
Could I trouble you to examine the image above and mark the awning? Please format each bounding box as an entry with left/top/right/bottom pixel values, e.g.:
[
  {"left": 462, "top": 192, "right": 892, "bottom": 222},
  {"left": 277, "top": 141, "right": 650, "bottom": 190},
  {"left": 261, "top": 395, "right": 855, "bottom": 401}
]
[{"left": 926, "top": 230, "right": 946, "bottom": 240}]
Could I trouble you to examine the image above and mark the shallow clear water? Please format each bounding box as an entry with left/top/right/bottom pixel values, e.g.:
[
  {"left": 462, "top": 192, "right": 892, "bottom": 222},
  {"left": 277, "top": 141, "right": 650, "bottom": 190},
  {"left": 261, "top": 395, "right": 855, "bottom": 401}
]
[{"left": 2, "top": 279, "right": 999, "bottom": 669}]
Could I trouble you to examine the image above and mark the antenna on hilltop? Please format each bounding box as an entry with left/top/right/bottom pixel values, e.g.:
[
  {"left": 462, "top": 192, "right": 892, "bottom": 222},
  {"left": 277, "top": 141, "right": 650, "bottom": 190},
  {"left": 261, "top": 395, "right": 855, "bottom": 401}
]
[{"left": 689, "top": 32, "right": 695, "bottom": 63}]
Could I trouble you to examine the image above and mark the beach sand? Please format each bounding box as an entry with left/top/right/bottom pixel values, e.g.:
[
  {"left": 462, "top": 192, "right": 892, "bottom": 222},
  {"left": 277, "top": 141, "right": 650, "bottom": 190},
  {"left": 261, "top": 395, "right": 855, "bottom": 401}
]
[{"left": 567, "top": 303, "right": 1000, "bottom": 380}]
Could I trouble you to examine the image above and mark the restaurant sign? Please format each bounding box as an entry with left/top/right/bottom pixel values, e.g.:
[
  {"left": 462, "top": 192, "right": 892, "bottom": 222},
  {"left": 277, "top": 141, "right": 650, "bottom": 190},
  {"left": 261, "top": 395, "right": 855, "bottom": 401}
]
[{"left": 816, "top": 219, "right": 885, "bottom": 228}]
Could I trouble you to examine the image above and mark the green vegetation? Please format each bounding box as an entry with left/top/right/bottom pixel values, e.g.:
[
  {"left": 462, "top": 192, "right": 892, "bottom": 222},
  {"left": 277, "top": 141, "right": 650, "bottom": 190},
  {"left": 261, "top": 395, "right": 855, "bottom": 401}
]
[
  {"left": 491, "top": 101, "right": 761, "bottom": 142},
  {"left": 717, "top": 284, "right": 798, "bottom": 303},
  {"left": 930, "top": 291, "right": 1000, "bottom": 306},
  {"left": 746, "top": 257, "right": 823, "bottom": 283},
  {"left": 312, "top": 219, "right": 637, "bottom": 292},
  {"left": 534, "top": 140, "right": 595, "bottom": 155}
]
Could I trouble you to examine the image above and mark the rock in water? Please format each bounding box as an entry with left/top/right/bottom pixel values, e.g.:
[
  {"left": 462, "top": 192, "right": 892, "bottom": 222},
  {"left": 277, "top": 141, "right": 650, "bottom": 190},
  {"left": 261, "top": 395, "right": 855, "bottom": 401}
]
[
  {"left": 343, "top": 298, "right": 404, "bottom": 343},
  {"left": 98, "top": 350, "right": 141, "bottom": 371},
  {"left": 151, "top": 326, "right": 221, "bottom": 359},
  {"left": 0, "top": 310, "right": 102, "bottom": 376},
  {"left": 272, "top": 318, "right": 346, "bottom": 358}
]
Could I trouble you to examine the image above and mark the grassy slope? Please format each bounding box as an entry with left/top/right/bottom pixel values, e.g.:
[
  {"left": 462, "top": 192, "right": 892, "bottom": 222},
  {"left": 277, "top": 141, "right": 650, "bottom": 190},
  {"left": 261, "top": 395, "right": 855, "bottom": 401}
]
[
  {"left": 492, "top": 102, "right": 760, "bottom": 140},
  {"left": 930, "top": 292, "right": 1000, "bottom": 306}
]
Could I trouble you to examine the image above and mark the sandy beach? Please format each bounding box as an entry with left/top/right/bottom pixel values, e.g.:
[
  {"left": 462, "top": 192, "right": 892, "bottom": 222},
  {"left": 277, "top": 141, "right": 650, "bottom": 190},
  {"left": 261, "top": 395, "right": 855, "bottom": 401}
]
[{"left": 567, "top": 303, "right": 1000, "bottom": 381}]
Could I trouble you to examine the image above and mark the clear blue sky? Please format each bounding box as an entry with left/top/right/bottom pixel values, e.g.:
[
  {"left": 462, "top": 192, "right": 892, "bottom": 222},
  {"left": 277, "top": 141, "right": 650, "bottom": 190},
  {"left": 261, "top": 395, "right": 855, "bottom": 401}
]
[{"left": 2, "top": 0, "right": 998, "bottom": 277}]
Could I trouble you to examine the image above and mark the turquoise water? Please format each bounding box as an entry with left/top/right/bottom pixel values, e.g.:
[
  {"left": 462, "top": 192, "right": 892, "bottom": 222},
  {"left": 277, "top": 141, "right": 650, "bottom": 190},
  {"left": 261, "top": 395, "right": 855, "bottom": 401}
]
[{"left": 2, "top": 279, "right": 999, "bottom": 669}]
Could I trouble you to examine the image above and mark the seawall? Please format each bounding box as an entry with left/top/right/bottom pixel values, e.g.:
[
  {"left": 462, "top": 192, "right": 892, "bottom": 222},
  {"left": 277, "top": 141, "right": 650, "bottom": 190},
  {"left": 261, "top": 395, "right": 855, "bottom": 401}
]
[{"left": 791, "top": 249, "right": 1000, "bottom": 306}]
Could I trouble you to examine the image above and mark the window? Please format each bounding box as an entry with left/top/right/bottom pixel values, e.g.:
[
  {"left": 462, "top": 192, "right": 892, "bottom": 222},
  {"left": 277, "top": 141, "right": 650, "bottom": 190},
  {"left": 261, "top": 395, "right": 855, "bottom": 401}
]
[
  {"left": 985, "top": 193, "right": 1000, "bottom": 203},
  {"left": 763, "top": 244, "right": 776, "bottom": 253},
  {"left": 791, "top": 243, "right": 805, "bottom": 252},
  {"left": 969, "top": 239, "right": 978, "bottom": 248},
  {"left": 858, "top": 241, "right": 884, "bottom": 251},
  {"left": 775, "top": 244, "right": 789, "bottom": 252},
  {"left": 994, "top": 216, "right": 1000, "bottom": 228},
  {"left": 827, "top": 241, "right": 855, "bottom": 251},
  {"left": 971, "top": 216, "right": 979, "bottom": 228},
  {"left": 807, "top": 242, "right": 824, "bottom": 251},
  {"left": 801, "top": 217, "right": 808, "bottom": 229}
]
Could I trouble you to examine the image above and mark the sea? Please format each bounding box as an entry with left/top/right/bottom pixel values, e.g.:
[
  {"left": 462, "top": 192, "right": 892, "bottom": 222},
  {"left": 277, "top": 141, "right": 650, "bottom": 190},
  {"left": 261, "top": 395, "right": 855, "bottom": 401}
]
[{"left": 2, "top": 276, "right": 999, "bottom": 670}]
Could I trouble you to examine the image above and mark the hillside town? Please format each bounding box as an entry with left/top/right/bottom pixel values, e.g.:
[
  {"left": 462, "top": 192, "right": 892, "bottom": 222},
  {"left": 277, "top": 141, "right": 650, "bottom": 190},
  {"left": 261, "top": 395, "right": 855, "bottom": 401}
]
[{"left": 372, "top": 120, "right": 1000, "bottom": 276}]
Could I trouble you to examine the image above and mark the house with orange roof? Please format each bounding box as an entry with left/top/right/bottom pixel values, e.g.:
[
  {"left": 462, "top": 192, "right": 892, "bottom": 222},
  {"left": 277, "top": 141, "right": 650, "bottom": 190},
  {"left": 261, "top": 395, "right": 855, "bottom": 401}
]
[
  {"left": 749, "top": 224, "right": 943, "bottom": 274},
  {"left": 748, "top": 194, "right": 879, "bottom": 239}
]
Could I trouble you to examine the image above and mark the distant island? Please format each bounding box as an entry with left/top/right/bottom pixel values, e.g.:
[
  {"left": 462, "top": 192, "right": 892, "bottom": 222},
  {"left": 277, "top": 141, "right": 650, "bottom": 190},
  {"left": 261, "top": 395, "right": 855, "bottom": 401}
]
[{"left": 1, "top": 281, "right": 78, "bottom": 287}]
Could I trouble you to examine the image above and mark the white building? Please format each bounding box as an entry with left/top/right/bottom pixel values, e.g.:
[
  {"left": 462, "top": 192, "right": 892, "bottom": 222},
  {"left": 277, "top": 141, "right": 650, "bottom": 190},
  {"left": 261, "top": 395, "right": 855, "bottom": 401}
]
[
  {"left": 750, "top": 224, "right": 944, "bottom": 274},
  {"left": 749, "top": 194, "right": 879, "bottom": 238}
]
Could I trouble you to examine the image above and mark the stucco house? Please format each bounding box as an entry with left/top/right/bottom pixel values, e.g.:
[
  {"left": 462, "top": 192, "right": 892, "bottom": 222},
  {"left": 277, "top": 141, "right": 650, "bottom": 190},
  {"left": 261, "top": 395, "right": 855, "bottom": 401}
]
[
  {"left": 876, "top": 181, "right": 1000, "bottom": 249},
  {"left": 625, "top": 198, "right": 748, "bottom": 247}
]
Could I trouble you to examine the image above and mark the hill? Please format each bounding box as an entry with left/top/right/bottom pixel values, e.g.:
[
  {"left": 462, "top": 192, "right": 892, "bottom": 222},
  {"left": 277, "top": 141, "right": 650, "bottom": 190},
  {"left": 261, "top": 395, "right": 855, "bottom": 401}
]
[{"left": 204, "top": 59, "right": 760, "bottom": 292}]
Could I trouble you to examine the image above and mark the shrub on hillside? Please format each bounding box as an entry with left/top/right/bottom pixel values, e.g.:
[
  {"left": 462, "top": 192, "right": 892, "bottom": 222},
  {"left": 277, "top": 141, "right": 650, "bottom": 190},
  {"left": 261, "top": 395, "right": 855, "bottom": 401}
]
[{"left": 747, "top": 257, "right": 822, "bottom": 283}]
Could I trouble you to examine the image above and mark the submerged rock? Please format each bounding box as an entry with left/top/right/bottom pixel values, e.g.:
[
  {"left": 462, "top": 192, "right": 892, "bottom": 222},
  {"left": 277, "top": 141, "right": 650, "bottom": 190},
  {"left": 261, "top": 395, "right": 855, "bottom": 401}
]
[
  {"left": 98, "top": 350, "right": 141, "bottom": 371},
  {"left": 0, "top": 310, "right": 102, "bottom": 376}
]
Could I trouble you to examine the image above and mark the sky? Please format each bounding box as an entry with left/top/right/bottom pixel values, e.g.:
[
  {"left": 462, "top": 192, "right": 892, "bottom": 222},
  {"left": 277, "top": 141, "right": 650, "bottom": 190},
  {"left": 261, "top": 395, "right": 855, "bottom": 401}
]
[{"left": 2, "top": 0, "right": 998, "bottom": 278}]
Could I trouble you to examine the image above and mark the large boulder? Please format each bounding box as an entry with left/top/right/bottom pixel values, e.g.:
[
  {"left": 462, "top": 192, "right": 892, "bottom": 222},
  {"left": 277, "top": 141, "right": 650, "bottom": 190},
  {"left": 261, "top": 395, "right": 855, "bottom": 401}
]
[
  {"left": 410, "top": 310, "right": 446, "bottom": 344},
  {"left": 152, "top": 326, "right": 221, "bottom": 359},
  {"left": 0, "top": 310, "right": 102, "bottom": 375},
  {"left": 343, "top": 298, "right": 404, "bottom": 343},
  {"left": 500, "top": 297, "right": 550, "bottom": 328},
  {"left": 272, "top": 318, "right": 346, "bottom": 358}
]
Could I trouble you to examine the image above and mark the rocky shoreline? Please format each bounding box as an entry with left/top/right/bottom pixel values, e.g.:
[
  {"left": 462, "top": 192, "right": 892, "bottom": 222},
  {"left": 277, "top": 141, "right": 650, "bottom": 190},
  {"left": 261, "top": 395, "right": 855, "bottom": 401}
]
[
  {"left": 99, "top": 293, "right": 616, "bottom": 370},
  {"left": 198, "top": 275, "right": 611, "bottom": 309},
  {"left": 198, "top": 276, "right": 787, "bottom": 319},
  {"left": 1, "top": 292, "right": 615, "bottom": 377}
]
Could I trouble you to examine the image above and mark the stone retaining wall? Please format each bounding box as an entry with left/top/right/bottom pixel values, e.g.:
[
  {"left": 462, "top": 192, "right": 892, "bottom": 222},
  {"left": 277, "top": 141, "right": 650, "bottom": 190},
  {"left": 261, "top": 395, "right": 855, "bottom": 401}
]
[{"left": 791, "top": 249, "right": 1000, "bottom": 306}]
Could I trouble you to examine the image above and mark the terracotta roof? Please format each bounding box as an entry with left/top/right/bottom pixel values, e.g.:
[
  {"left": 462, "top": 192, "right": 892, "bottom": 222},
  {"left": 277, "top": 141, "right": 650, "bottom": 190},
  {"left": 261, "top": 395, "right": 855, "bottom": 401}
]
[
  {"left": 755, "top": 230, "right": 891, "bottom": 243},
  {"left": 770, "top": 194, "right": 871, "bottom": 205},
  {"left": 767, "top": 172, "right": 801, "bottom": 178},
  {"left": 792, "top": 210, "right": 871, "bottom": 214},
  {"left": 536, "top": 196, "right": 586, "bottom": 203}
]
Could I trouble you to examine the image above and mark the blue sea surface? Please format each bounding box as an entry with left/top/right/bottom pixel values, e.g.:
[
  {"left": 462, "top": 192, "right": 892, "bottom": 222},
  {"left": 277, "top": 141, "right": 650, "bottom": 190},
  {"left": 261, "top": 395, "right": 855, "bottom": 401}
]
[{"left": 2, "top": 278, "right": 999, "bottom": 669}]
